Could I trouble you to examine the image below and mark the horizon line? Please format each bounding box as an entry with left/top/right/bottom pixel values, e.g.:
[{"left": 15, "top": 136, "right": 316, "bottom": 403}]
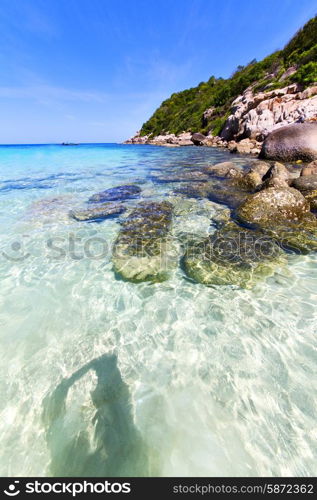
[{"left": 0, "top": 141, "right": 125, "bottom": 146}]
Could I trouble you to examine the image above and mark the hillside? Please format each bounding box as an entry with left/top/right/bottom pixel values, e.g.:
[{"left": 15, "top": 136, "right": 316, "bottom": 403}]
[{"left": 139, "top": 16, "right": 317, "bottom": 138}]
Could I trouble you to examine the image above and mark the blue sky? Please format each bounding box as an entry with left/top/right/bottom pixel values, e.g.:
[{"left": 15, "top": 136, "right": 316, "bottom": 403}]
[{"left": 0, "top": 0, "right": 316, "bottom": 144}]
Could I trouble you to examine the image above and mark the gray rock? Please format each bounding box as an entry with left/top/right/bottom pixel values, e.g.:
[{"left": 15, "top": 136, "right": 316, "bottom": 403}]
[
  {"left": 262, "top": 162, "right": 290, "bottom": 182},
  {"left": 260, "top": 123, "right": 317, "bottom": 162},
  {"left": 191, "top": 133, "right": 206, "bottom": 145},
  {"left": 237, "top": 187, "right": 310, "bottom": 227},
  {"left": 175, "top": 179, "right": 250, "bottom": 208},
  {"left": 292, "top": 175, "right": 317, "bottom": 193},
  {"left": 70, "top": 203, "right": 126, "bottom": 221},
  {"left": 89, "top": 184, "right": 141, "bottom": 203},
  {"left": 291, "top": 175, "right": 317, "bottom": 210},
  {"left": 246, "top": 160, "right": 271, "bottom": 178},
  {"left": 203, "top": 161, "right": 242, "bottom": 178}
]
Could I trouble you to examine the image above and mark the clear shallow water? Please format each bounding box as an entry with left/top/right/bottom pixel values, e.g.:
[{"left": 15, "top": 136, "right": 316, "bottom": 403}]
[{"left": 0, "top": 143, "right": 316, "bottom": 477}]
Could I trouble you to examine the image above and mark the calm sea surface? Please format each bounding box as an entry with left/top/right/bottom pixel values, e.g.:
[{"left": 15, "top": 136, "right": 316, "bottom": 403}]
[{"left": 0, "top": 143, "right": 316, "bottom": 476}]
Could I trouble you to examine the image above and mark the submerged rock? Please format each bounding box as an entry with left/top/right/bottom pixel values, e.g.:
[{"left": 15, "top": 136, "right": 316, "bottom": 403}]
[
  {"left": 175, "top": 179, "right": 250, "bottom": 208},
  {"left": 264, "top": 217, "right": 317, "bottom": 254},
  {"left": 236, "top": 187, "right": 310, "bottom": 227},
  {"left": 203, "top": 161, "right": 242, "bottom": 178},
  {"left": 112, "top": 201, "right": 177, "bottom": 282},
  {"left": 70, "top": 203, "right": 126, "bottom": 221},
  {"left": 89, "top": 184, "right": 141, "bottom": 203},
  {"left": 306, "top": 191, "right": 317, "bottom": 211},
  {"left": 154, "top": 170, "right": 209, "bottom": 183},
  {"left": 260, "top": 123, "right": 317, "bottom": 162},
  {"left": 24, "top": 195, "right": 76, "bottom": 226},
  {"left": 183, "top": 222, "right": 285, "bottom": 288}
]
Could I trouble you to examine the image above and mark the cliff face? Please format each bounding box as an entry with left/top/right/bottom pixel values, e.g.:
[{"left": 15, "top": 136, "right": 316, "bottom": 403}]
[
  {"left": 129, "top": 16, "right": 317, "bottom": 145},
  {"left": 220, "top": 83, "right": 317, "bottom": 141}
]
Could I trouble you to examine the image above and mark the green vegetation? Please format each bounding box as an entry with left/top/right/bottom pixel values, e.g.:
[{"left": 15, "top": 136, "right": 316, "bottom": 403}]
[
  {"left": 140, "top": 16, "right": 317, "bottom": 137},
  {"left": 290, "top": 61, "right": 317, "bottom": 85}
]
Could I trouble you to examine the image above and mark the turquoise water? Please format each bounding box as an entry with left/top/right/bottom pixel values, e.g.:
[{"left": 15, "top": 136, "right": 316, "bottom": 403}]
[{"left": 0, "top": 143, "right": 316, "bottom": 477}]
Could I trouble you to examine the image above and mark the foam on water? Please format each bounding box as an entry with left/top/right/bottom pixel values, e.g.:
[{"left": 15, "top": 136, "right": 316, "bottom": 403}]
[{"left": 0, "top": 144, "right": 316, "bottom": 477}]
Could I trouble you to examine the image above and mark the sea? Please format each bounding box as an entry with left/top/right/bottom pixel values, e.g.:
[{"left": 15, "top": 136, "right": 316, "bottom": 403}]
[{"left": 0, "top": 143, "right": 316, "bottom": 477}]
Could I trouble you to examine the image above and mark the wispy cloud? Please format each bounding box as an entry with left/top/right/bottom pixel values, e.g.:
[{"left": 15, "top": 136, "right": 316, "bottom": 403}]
[
  {"left": 0, "top": 82, "right": 168, "bottom": 107},
  {"left": 0, "top": 85, "right": 109, "bottom": 103},
  {"left": 0, "top": 0, "right": 58, "bottom": 39}
]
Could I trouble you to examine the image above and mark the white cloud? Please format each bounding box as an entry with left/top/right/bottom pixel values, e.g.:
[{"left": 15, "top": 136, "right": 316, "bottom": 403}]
[{"left": 0, "top": 85, "right": 109, "bottom": 103}]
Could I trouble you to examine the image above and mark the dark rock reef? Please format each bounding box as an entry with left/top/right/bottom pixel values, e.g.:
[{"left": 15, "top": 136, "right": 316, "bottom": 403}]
[
  {"left": 183, "top": 222, "right": 285, "bottom": 288},
  {"left": 89, "top": 184, "right": 141, "bottom": 203},
  {"left": 112, "top": 201, "right": 177, "bottom": 282}
]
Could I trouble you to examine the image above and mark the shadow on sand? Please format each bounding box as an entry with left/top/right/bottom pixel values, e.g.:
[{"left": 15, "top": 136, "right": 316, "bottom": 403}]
[{"left": 42, "top": 353, "right": 149, "bottom": 476}]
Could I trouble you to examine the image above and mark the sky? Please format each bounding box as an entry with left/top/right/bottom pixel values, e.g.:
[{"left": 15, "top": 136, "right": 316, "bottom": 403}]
[{"left": 0, "top": 0, "right": 316, "bottom": 144}]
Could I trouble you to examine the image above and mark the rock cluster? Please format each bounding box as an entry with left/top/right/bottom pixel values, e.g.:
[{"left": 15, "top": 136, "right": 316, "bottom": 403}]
[
  {"left": 220, "top": 84, "right": 317, "bottom": 141},
  {"left": 67, "top": 156, "right": 317, "bottom": 288},
  {"left": 125, "top": 131, "right": 194, "bottom": 147}
]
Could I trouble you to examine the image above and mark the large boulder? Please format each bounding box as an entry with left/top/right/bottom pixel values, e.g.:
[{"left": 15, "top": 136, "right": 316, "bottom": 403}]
[
  {"left": 112, "top": 201, "right": 177, "bottom": 282},
  {"left": 191, "top": 132, "right": 206, "bottom": 145},
  {"left": 89, "top": 184, "right": 141, "bottom": 203},
  {"left": 236, "top": 187, "right": 310, "bottom": 227},
  {"left": 183, "top": 222, "right": 285, "bottom": 288},
  {"left": 260, "top": 123, "right": 317, "bottom": 162}
]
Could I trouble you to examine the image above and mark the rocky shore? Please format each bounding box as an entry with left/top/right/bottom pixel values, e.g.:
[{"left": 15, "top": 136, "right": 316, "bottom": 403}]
[
  {"left": 69, "top": 71, "right": 317, "bottom": 288},
  {"left": 125, "top": 83, "right": 317, "bottom": 160},
  {"left": 68, "top": 150, "right": 317, "bottom": 288}
]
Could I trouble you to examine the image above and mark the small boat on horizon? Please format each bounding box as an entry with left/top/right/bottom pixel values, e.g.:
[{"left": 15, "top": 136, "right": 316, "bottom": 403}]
[{"left": 61, "top": 142, "right": 80, "bottom": 146}]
